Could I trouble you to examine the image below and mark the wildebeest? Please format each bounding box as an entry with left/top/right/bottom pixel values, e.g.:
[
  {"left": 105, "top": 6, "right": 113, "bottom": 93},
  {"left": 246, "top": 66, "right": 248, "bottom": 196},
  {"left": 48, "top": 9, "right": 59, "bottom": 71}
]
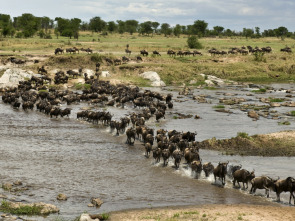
[
  {"left": 114, "top": 59, "right": 122, "bottom": 65},
  {"left": 54, "top": 48, "right": 64, "bottom": 55},
  {"left": 203, "top": 162, "right": 214, "bottom": 177},
  {"left": 145, "top": 143, "right": 152, "bottom": 157},
  {"left": 191, "top": 160, "right": 202, "bottom": 179},
  {"left": 167, "top": 49, "right": 176, "bottom": 57},
  {"left": 162, "top": 149, "right": 170, "bottom": 166},
  {"left": 172, "top": 149, "right": 182, "bottom": 169},
  {"left": 213, "top": 161, "right": 229, "bottom": 185},
  {"left": 250, "top": 176, "right": 278, "bottom": 198},
  {"left": 227, "top": 164, "right": 242, "bottom": 178},
  {"left": 125, "top": 49, "right": 131, "bottom": 56},
  {"left": 274, "top": 177, "right": 295, "bottom": 204},
  {"left": 152, "top": 147, "right": 162, "bottom": 163},
  {"left": 126, "top": 127, "right": 136, "bottom": 145},
  {"left": 60, "top": 108, "right": 71, "bottom": 117},
  {"left": 153, "top": 50, "right": 161, "bottom": 56},
  {"left": 136, "top": 56, "right": 143, "bottom": 62},
  {"left": 233, "top": 169, "right": 255, "bottom": 189},
  {"left": 140, "top": 50, "right": 148, "bottom": 56},
  {"left": 184, "top": 148, "right": 200, "bottom": 164}
]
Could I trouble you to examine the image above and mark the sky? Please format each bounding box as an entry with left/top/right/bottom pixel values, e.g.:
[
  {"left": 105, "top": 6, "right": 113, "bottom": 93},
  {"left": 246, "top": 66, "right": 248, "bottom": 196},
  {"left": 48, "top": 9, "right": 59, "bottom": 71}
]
[{"left": 1, "top": 0, "right": 295, "bottom": 31}]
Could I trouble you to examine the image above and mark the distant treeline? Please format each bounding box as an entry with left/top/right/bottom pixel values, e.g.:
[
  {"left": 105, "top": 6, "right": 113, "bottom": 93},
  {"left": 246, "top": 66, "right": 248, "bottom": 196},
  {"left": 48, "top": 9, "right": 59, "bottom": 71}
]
[{"left": 0, "top": 13, "right": 293, "bottom": 39}]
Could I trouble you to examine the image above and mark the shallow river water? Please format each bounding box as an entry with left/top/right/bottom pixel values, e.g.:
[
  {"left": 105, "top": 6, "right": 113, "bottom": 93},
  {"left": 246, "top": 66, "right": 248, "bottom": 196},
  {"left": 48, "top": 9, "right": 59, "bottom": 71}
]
[{"left": 0, "top": 84, "right": 295, "bottom": 220}]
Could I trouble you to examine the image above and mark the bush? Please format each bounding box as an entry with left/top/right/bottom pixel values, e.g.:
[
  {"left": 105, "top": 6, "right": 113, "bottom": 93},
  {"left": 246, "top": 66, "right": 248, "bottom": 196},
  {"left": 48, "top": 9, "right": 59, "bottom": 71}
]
[
  {"left": 187, "top": 35, "right": 202, "bottom": 49},
  {"left": 253, "top": 51, "right": 266, "bottom": 62},
  {"left": 15, "top": 32, "right": 23, "bottom": 38}
]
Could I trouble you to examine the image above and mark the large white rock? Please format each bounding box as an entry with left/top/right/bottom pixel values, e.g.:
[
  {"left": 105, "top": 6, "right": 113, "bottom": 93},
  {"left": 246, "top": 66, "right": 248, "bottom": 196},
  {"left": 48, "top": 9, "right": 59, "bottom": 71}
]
[
  {"left": 140, "top": 71, "right": 166, "bottom": 87},
  {"left": 101, "top": 71, "right": 110, "bottom": 77},
  {"left": 83, "top": 69, "right": 95, "bottom": 77},
  {"left": 0, "top": 68, "right": 34, "bottom": 88}
]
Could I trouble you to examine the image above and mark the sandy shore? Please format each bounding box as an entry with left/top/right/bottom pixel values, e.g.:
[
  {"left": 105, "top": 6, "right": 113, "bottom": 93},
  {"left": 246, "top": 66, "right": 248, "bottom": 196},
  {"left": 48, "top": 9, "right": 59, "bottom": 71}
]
[{"left": 109, "top": 204, "right": 295, "bottom": 221}]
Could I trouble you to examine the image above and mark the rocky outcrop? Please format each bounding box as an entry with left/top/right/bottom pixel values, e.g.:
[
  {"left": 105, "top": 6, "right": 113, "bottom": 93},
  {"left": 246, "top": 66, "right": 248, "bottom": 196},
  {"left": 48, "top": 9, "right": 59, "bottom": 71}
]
[
  {"left": 57, "top": 193, "right": 68, "bottom": 201},
  {"left": 0, "top": 68, "right": 34, "bottom": 88},
  {"left": 5, "top": 202, "right": 59, "bottom": 215},
  {"left": 140, "top": 71, "right": 166, "bottom": 86},
  {"left": 90, "top": 198, "right": 103, "bottom": 208}
]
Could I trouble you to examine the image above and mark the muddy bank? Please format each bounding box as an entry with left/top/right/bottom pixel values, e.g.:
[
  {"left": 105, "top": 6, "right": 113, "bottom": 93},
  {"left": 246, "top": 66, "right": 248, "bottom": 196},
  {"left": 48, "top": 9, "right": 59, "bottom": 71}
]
[
  {"left": 199, "top": 130, "right": 295, "bottom": 156},
  {"left": 109, "top": 204, "right": 295, "bottom": 221}
]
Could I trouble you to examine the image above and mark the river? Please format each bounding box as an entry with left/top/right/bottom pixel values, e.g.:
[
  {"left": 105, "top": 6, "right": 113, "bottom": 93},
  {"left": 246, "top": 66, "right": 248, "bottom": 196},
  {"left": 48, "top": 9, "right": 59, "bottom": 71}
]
[{"left": 0, "top": 84, "right": 294, "bottom": 220}]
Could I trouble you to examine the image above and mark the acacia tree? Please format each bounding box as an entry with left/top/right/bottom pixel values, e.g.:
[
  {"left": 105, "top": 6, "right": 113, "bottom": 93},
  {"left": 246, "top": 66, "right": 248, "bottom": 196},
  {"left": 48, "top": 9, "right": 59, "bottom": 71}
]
[
  {"left": 0, "top": 14, "right": 14, "bottom": 37},
  {"left": 107, "top": 21, "right": 117, "bottom": 33},
  {"left": 139, "top": 21, "right": 153, "bottom": 35},
  {"left": 160, "top": 23, "right": 172, "bottom": 37},
  {"left": 191, "top": 20, "right": 208, "bottom": 36},
  {"left": 125, "top": 20, "right": 138, "bottom": 34},
  {"left": 173, "top": 24, "right": 181, "bottom": 37},
  {"left": 213, "top": 26, "right": 224, "bottom": 35},
  {"left": 116, "top": 20, "right": 125, "bottom": 34},
  {"left": 55, "top": 17, "right": 81, "bottom": 39},
  {"left": 151, "top": 21, "right": 160, "bottom": 34},
  {"left": 89, "top": 16, "right": 106, "bottom": 32},
  {"left": 16, "top": 13, "right": 40, "bottom": 37}
]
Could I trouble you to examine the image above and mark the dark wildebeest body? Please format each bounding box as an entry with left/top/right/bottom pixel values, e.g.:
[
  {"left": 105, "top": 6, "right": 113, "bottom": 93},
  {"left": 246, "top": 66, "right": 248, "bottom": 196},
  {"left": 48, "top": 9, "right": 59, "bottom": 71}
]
[
  {"left": 274, "top": 177, "right": 295, "bottom": 204},
  {"left": 250, "top": 176, "right": 278, "bottom": 198},
  {"left": 233, "top": 169, "right": 255, "bottom": 189},
  {"left": 191, "top": 160, "right": 202, "bottom": 179},
  {"left": 140, "top": 50, "right": 148, "bottom": 56},
  {"left": 126, "top": 128, "right": 136, "bottom": 145},
  {"left": 227, "top": 164, "right": 242, "bottom": 178},
  {"left": 172, "top": 149, "right": 182, "bottom": 169},
  {"left": 203, "top": 162, "right": 214, "bottom": 177},
  {"left": 213, "top": 161, "right": 229, "bottom": 185}
]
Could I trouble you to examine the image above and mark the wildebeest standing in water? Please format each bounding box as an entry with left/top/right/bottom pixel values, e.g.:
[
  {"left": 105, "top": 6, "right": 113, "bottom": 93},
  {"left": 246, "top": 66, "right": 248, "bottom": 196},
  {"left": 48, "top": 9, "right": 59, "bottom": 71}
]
[
  {"left": 232, "top": 169, "right": 255, "bottom": 189},
  {"left": 274, "top": 177, "right": 295, "bottom": 204},
  {"left": 213, "top": 161, "right": 229, "bottom": 185},
  {"left": 250, "top": 176, "right": 279, "bottom": 198}
]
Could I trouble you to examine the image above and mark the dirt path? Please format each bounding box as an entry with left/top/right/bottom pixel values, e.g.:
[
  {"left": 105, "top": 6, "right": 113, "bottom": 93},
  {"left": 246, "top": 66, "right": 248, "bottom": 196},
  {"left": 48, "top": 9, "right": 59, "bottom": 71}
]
[{"left": 109, "top": 204, "right": 295, "bottom": 221}]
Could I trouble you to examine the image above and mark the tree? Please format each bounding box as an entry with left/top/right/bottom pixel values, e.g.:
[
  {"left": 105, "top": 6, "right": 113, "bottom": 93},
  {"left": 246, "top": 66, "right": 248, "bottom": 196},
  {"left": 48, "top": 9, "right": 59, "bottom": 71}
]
[
  {"left": 213, "top": 26, "right": 224, "bottom": 35},
  {"left": 125, "top": 20, "right": 138, "bottom": 34},
  {"left": 151, "top": 21, "right": 160, "bottom": 34},
  {"left": 187, "top": 35, "right": 202, "bottom": 49},
  {"left": 116, "top": 20, "right": 125, "bottom": 34},
  {"left": 0, "top": 14, "right": 14, "bottom": 37},
  {"left": 89, "top": 16, "right": 106, "bottom": 32},
  {"left": 80, "top": 21, "right": 89, "bottom": 31},
  {"left": 173, "top": 24, "right": 181, "bottom": 37},
  {"left": 16, "top": 13, "right": 40, "bottom": 37},
  {"left": 160, "top": 23, "right": 172, "bottom": 37},
  {"left": 107, "top": 21, "right": 117, "bottom": 33},
  {"left": 191, "top": 20, "right": 208, "bottom": 36},
  {"left": 242, "top": 28, "right": 254, "bottom": 38},
  {"left": 255, "top": 27, "right": 260, "bottom": 37},
  {"left": 139, "top": 21, "right": 153, "bottom": 35},
  {"left": 274, "top": 26, "right": 288, "bottom": 38},
  {"left": 55, "top": 17, "right": 81, "bottom": 39}
]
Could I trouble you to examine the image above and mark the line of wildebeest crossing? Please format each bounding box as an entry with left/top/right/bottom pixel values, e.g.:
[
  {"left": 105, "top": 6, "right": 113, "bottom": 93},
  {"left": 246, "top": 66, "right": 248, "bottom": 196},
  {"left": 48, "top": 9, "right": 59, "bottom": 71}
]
[{"left": 1, "top": 69, "right": 295, "bottom": 206}]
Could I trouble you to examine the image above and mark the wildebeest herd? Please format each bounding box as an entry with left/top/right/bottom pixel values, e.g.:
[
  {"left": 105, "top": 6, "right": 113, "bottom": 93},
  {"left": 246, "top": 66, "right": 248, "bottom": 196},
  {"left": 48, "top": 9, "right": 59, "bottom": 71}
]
[{"left": 1, "top": 60, "right": 295, "bottom": 207}]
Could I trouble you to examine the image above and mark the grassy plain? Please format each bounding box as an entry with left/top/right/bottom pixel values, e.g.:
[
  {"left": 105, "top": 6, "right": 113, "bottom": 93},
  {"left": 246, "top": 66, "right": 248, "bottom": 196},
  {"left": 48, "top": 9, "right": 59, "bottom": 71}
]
[{"left": 1, "top": 32, "right": 295, "bottom": 86}]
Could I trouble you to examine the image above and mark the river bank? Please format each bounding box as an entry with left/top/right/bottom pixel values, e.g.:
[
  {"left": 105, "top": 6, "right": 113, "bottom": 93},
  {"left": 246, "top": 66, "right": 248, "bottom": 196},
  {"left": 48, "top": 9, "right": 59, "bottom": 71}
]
[{"left": 109, "top": 204, "right": 295, "bottom": 221}]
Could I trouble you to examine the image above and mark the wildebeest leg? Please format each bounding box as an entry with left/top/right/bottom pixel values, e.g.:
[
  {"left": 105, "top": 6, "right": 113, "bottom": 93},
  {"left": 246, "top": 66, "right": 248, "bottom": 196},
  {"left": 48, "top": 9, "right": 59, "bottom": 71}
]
[
  {"left": 289, "top": 192, "right": 295, "bottom": 204},
  {"left": 276, "top": 192, "right": 280, "bottom": 202}
]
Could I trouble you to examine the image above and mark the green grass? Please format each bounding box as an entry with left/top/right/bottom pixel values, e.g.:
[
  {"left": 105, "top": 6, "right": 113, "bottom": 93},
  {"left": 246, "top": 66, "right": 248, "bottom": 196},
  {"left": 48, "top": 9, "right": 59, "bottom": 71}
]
[
  {"left": 0, "top": 200, "right": 43, "bottom": 215},
  {"left": 269, "top": 98, "right": 284, "bottom": 102},
  {"left": 252, "top": 88, "right": 267, "bottom": 93},
  {"left": 237, "top": 132, "right": 251, "bottom": 139},
  {"left": 213, "top": 105, "right": 225, "bottom": 108},
  {"left": 290, "top": 111, "right": 295, "bottom": 116},
  {"left": 2, "top": 33, "right": 295, "bottom": 85}
]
